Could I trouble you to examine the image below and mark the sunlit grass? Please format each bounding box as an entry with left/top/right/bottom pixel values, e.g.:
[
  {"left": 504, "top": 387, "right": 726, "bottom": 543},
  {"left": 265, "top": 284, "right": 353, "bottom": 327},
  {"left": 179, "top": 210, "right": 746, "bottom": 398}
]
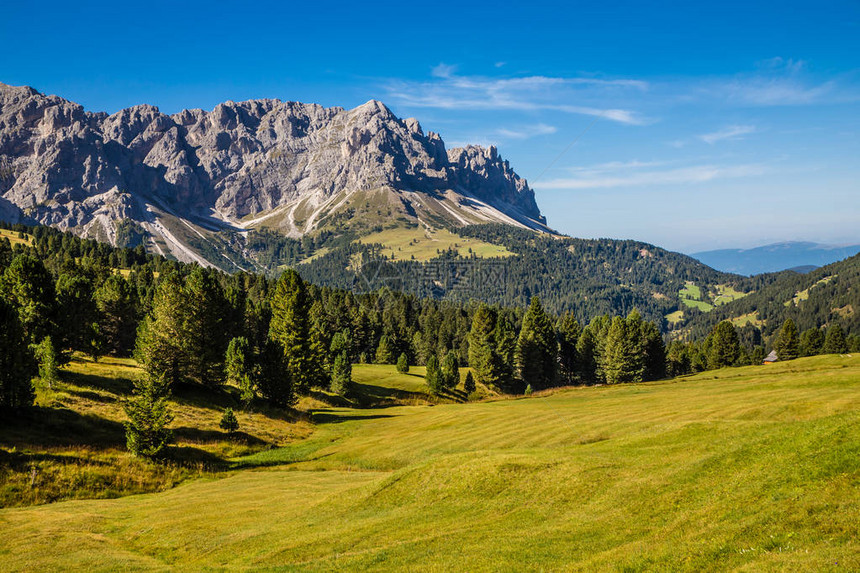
[{"left": 2, "top": 355, "right": 858, "bottom": 570}]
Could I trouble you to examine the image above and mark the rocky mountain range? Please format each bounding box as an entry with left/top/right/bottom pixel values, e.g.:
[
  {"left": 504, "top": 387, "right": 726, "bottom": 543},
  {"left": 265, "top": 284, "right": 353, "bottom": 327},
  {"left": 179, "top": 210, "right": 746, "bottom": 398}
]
[{"left": 0, "top": 83, "right": 549, "bottom": 268}]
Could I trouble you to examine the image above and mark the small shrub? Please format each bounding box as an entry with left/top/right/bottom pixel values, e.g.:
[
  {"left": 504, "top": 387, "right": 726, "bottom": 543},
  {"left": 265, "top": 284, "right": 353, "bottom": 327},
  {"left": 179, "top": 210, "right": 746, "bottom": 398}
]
[{"left": 220, "top": 408, "right": 239, "bottom": 434}]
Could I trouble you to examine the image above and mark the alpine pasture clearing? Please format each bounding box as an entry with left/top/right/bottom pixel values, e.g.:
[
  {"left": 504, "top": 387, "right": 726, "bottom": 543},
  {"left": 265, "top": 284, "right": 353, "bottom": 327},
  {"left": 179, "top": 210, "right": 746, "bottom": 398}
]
[
  {"left": 2, "top": 356, "right": 859, "bottom": 571},
  {"left": 356, "top": 226, "right": 513, "bottom": 261}
]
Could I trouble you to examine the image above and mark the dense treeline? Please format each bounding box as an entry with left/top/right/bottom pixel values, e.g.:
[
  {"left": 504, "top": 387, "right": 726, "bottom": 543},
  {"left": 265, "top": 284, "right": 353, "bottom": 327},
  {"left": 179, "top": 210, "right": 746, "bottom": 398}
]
[
  {"left": 3, "top": 222, "right": 856, "bottom": 458},
  {"left": 0, "top": 223, "right": 676, "bottom": 418}
]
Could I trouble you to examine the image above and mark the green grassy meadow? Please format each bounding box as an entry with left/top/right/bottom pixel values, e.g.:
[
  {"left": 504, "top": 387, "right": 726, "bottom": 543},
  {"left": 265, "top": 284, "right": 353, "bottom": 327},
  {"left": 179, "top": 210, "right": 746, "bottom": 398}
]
[
  {"left": 2, "top": 356, "right": 859, "bottom": 570},
  {"left": 356, "top": 226, "right": 513, "bottom": 261}
]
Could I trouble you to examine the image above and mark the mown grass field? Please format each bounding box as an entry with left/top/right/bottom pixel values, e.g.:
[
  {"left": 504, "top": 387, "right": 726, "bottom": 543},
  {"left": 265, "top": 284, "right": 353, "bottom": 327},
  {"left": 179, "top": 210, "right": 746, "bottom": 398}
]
[
  {"left": 356, "top": 226, "right": 513, "bottom": 261},
  {"left": 2, "top": 355, "right": 858, "bottom": 570}
]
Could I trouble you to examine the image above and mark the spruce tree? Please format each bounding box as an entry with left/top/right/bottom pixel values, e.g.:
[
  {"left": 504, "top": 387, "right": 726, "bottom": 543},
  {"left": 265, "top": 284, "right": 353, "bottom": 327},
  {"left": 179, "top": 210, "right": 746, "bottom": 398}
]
[
  {"left": 708, "top": 321, "right": 741, "bottom": 369},
  {"left": 800, "top": 327, "right": 825, "bottom": 357},
  {"left": 135, "top": 274, "right": 186, "bottom": 387},
  {"left": 396, "top": 352, "right": 409, "bottom": 374},
  {"left": 225, "top": 336, "right": 255, "bottom": 407},
  {"left": 440, "top": 352, "right": 459, "bottom": 389},
  {"left": 330, "top": 351, "right": 353, "bottom": 396},
  {"left": 636, "top": 314, "right": 666, "bottom": 381},
  {"left": 0, "top": 298, "right": 36, "bottom": 409},
  {"left": 463, "top": 371, "right": 476, "bottom": 395},
  {"left": 55, "top": 273, "right": 97, "bottom": 357},
  {"left": 515, "top": 297, "right": 557, "bottom": 390},
  {"left": 773, "top": 319, "right": 800, "bottom": 361},
  {"left": 468, "top": 304, "right": 505, "bottom": 389},
  {"left": 124, "top": 372, "right": 173, "bottom": 459},
  {"left": 425, "top": 354, "right": 443, "bottom": 395},
  {"left": 220, "top": 408, "right": 239, "bottom": 434},
  {"left": 268, "top": 269, "right": 320, "bottom": 394},
  {"left": 0, "top": 254, "right": 57, "bottom": 344},
  {"left": 256, "top": 340, "right": 295, "bottom": 408},
  {"left": 556, "top": 312, "right": 581, "bottom": 385},
  {"left": 94, "top": 274, "right": 138, "bottom": 356},
  {"left": 823, "top": 324, "right": 848, "bottom": 354},
  {"left": 600, "top": 315, "right": 644, "bottom": 384},
  {"left": 34, "top": 336, "right": 59, "bottom": 389},
  {"left": 575, "top": 326, "right": 599, "bottom": 384},
  {"left": 183, "top": 268, "right": 227, "bottom": 387},
  {"left": 375, "top": 334, "right": 396, "bottom": 364}
]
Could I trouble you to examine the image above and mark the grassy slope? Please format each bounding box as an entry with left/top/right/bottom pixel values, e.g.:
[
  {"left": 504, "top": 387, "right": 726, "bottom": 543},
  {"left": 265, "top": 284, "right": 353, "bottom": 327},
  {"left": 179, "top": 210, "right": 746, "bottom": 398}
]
[
  {"left": 0, "top": 228, "right": 34, "bottom": 247},
  {"left": 2, "top": 355, "right": 858, "bottom": 571},
  {"left": 356, "top": 226, "right": 513, "bottom": 262}
]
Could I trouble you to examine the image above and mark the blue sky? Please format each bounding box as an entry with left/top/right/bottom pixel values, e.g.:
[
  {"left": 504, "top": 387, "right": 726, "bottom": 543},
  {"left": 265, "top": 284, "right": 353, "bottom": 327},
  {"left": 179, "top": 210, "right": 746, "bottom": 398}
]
[{"left": 2, "top": 0, "right": 858, "bottom": 252}]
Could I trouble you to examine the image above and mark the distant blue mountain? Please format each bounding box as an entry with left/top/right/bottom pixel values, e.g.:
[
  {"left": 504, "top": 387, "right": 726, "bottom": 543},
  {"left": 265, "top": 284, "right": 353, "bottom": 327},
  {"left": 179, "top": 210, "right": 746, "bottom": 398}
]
[{"left": 691, "top": 241, "right": 860, "bottom": 276}]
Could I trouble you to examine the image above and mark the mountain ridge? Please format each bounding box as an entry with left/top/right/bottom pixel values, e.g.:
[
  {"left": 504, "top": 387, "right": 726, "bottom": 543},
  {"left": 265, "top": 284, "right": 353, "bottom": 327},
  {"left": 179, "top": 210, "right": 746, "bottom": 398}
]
[
  {"left": 0, "top": 83, "right": 549, "bottom": 268},
  {"left": 692, "top": 241, "right": 860, "bottom": 276}
]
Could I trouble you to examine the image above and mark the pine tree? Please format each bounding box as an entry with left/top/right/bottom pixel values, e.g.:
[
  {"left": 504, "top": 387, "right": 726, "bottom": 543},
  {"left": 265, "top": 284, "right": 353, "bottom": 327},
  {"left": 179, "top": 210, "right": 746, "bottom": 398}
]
[
  {"left": 575, "top": 326, "right": 599, "bottom": 384},
  {"left": 799, "top": 327, "right": 825, "bottom": 357},
  {"left": 823, "top": 324, "right": 848, "bottom": 354},
  {"left": 225, "top": 336, "right": 255, "bottom": 407},
  {"left": 220, "top": 408, "right": 239, "bottom": 434},
  {"left": 124, "top": 371, "right": 173, "bottom": 459},
  {"left": 375, "top": 334, "right": 396, "bottom": 364},
  {"left": 55, "top": 273, "right": 97, "bottom": 357},
  {"left": 463, "top": 370, "right": 476, "bottom": 395},
  {"left": 637, "top": 314, "right": 666, "bottom": 380},
  {"left": 135, "top": 274, "right": 186, "bottom": 387},
  {"left": 34, "top": 336, "right": 59, "bottom": 389},
  {"left": 515, "top": 297, "right": 557, "bottom": 390},
  {"left": 396, "top": 352, "right": 409, "bottom": 374},
  {"left": 425, "top": 354, "right": 443, "bottom": 395},
  {"left": 94, "top": 275, "right": 138, "bottom": 357},
  {"left": 183, "top": 269, "right": 228, "bottom": 387},
  {"left": 708, "top": 321, "right": 741, "bottom": 369},
  {"left": 468, "top": 305, "right": 506, "bottom": 389},
  {"left": 556, "top": 312, "right": 581, "bottom": 385},
  {"left": 600, "top": 315, "right": 644, "bottom": 384},
  {"left": 256, "top": 340, "right": 295, "bottom": 408},
  {"left": 0, "top": 298, "right": 36, "bottom": 409},
  {"left": 773, "top": 319, "right": 800, "bottom": 361},
  {"left": 440, "top": 352, "right": 459, "bottom": 389},
  {"left": 0, "top": 254, "right": 57, "bottom": 344},
  {"left": 330, "top": 351, "right": 353, "bottom": 396},
  {"left": 268, "top": 269, "right": 321, "bottom": 394}
]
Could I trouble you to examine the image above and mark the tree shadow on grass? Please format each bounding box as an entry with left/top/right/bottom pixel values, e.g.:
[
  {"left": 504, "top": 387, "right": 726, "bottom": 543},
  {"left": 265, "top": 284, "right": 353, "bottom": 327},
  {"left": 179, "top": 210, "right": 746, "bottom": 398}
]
[
  {"left": 63, "top": 369, "right": 134, "bottom": 396},
  {"left": 0, "top": 407, "right": 126, "bottom": 450},
  {"left": 172, "top": 426, "right": 267, "bottom": 447},
  {"left": 351, "top": 382, "right": 428, "bottom": 407},
  {"left": 0, "top": 448, "right": 114, "bottom": 470},
  {"left": 310, "top": 412, "right": 394, "bottom": 424}
]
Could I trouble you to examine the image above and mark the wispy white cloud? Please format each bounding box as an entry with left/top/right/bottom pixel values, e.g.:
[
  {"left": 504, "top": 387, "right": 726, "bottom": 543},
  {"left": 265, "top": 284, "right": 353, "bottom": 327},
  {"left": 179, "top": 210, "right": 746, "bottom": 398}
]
[
  {"left": 385, "top": 66, "right": 650, "bottom": 125},
  {"left": 537, "top": 163, "right": 769, "bottom": 190},
  {"left": 699, "top": 124, "right": 756, "bottom": 144},
  {"left": 496, "top": 123, "right": 557, "bottom": 139}
]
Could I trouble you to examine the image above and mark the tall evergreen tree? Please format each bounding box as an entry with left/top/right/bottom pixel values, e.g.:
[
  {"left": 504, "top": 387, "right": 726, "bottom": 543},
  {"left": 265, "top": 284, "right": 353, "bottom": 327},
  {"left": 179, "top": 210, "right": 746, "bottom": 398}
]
[
  {"left": 34, "top": 336, "right": 60, "bottom": 389},
  {"left": 396, "top": 352, "right": 409, "bottom": 374},
  {"left": 0, "top": 254, "right": 57, "bottom": 344},
  {"left": 183, "top": 269, "right": 227, "bottom": 387},
  {"left": 823, "top": 324, "right": 848, "bottom": 354},
  {"left": 515, "top": 297, "right": 557, "bottom": 390},
  {"left": 330, "top": 351, "right": 353, "bottom": 396},
  {"left": 708, "top": 321, "right": 741, "bottom": 369},
  {"left": 799, "top": 327, "right": 825, "bottom": 357},
  {"left": 375, "top": 334, "right": 397, "bottom": 365},
  {"left": 255, "top": 339, "right": 295, "bottom": 408},
  {"left": 94, "top": 274, "right": 138, "bottom": 356},
  {"left": 0, "top": 298, "right": 36, "bottom": 409},
  {"left": 135, "top": 274, "right": 186, "bottom": 387},
  {"left": 225, "top": 336, "right": 255, "bottom": 407},
  {"left": 636, "top": 313, "right": 666, "bottom": 381},
  {"left": 463, "top": 370, "right": 476, "bottom": 395},
  {"left": 601, "top": 315, "right": 644, "bottom": 384},
  {"left": 575, "top": 326, "right": 599, "bottom": 385},
  {"left": 268, "top": 269, "right": 321, "bottom": 394},
  {"left": 425, "top": 354, "right": 443, "bottom": 395},
  {"left": 468, "top": 304, "right": 507, "bottom": 389},
  {"left": 124, "top": 371, "right": 173, "bottom": 459},
  {"left": 440, "top": 352, "right": 459, "bottom": 389},
  {"left": 773, "top": 319, "right": 800, "bottom": 361},
  {"left": 55, "top": 273, "right": 97, "bottom": 356},
  {"left": 556, "top": 312, "right": 581, "bottom": 385}
]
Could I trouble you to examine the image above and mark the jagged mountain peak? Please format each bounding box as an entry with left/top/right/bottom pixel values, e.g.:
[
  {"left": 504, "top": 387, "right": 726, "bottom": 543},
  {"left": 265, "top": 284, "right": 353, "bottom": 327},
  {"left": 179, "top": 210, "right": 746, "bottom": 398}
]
[{"left": 0, "top": 83, "right": 550, "bottom": 268}]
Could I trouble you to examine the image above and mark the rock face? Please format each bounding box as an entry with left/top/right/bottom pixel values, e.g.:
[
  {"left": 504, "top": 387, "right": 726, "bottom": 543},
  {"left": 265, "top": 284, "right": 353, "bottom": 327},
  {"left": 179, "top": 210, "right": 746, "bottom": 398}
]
[{"left": 0, "top": 82, "right": 548, "bottom": 264}]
